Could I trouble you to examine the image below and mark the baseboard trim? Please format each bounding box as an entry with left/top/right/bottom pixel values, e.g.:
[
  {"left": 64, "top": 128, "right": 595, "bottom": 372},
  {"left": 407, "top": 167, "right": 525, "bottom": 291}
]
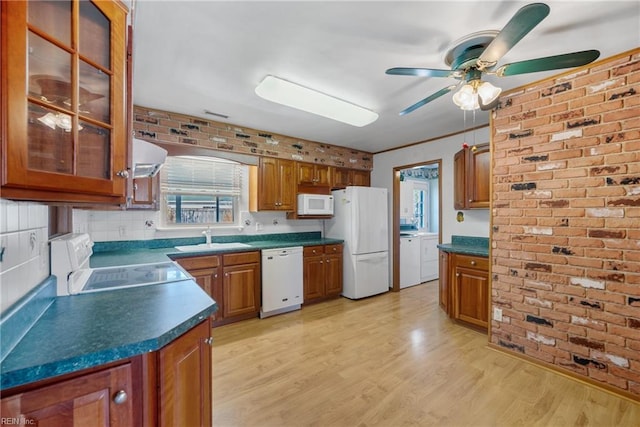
[{"left": 486, "top": 343, "right": 640, "bottom": 404}]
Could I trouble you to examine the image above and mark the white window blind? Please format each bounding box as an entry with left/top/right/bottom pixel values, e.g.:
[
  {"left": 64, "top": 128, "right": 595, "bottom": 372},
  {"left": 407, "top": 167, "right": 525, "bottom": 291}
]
[{"left": 160, "top": 156, "right": 242, "bottom": 195}]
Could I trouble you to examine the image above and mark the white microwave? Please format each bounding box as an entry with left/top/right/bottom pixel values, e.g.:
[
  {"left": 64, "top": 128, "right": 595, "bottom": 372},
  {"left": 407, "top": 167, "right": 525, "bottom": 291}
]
[{"left": 297, "top": 194, "right": 334, "bottom": 215}]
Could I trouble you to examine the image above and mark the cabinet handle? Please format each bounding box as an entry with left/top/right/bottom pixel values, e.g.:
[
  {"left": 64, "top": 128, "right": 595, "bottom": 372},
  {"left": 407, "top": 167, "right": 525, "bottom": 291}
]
[
  {"left": 326, "top": 260, "right": 330, "bottom": 263},
  {"left": 214, "top": 274, "right": 218, "bottom": 278},
  {"left": 470, "top": 261, "right": 476, "bottom": 266},
  {"left": 113, "top": 390, "right": 128, "bottom": 405},
  {"left": 116, "top": 170, "right": 130, "bottom": 179},
  {"left": 320, "top": 260, "right": 323, "bottom": 264},
  {"left": 456, "top": 273, "right": 460, "bottom": 277},
  {"left": 205, "top": 337, "right": 213, "bottom": 346}
]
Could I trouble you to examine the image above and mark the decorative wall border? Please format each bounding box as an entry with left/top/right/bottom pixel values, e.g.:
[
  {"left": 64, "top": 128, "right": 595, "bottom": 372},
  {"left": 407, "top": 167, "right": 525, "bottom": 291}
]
[{"left": 132, "top": 105, "right": 373, "bottom": 170}]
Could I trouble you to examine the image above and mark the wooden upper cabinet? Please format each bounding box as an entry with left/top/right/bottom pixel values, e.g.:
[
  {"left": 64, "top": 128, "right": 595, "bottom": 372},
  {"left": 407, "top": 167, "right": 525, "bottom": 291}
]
[
  {"left": 453, "top": 143, "right": 490, "bottom": 210},
  {"left": 255, "top": 157, "right": 296, "bottom": 211},
  {"left": 331, "top": 168, "right": 370, "bottom": 189},
  {"left": 453, "top": 149, "right": 466, "bottom": 210},
  {"left": 351, "top": 169, "right": 371, "bottom": 187},
  {"left": 1, "top": 0, "right": 128, "bottom": 203},
  {"left": 128, "top": 175, "right": 158, "bottom": 209},
  {"left": 297, "top": 162, "right": 330, "bottom": 187},
  {"left": 332, "top": 168, "right": 351, "bottom": 189},
  {"left": 467, "top": 144, "right": 490, "bottom": 208}
]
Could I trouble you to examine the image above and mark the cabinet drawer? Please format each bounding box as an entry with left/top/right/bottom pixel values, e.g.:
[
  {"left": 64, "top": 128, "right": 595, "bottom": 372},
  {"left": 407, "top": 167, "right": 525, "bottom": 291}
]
[
  {"left": 324, "top": 244, "right": 343, "bottom": 255},
  {"left": 223, "top": 251, "right": 260, "bottom": 266},
  {"left": 304, "top": 246, "right": 324, "bottom": 257},
  {"left": 454, "top": 254, "right": 488, "bottom": 271},
  {"left": 176, "top": 255, "right": 221, "bottom": 270}
]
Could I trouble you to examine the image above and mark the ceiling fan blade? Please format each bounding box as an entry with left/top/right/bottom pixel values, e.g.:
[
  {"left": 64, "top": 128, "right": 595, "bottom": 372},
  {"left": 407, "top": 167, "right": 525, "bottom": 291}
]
[
  {"left": 478, "top": 3, "right": 550, "bottom": 69},
  {"left": 495, "top": 49, "right": 600, "bottom": 76},
  {"left": 386, "top": 67, "right": 456, "bottom": 78},
  {"left": 399, "top": 85, "right": 457, "bottom": 116}
]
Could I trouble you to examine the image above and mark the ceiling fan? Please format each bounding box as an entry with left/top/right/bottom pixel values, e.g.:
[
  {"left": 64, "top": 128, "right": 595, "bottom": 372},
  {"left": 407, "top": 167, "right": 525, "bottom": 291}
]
[{"left": 386, "top": 2, "right": 600, "bottom": 115}]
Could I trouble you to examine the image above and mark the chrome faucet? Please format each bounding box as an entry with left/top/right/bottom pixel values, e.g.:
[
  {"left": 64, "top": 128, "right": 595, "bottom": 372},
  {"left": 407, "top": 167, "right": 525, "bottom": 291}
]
[{"left": 202, "top": 227, "right": 212, "bottom": 247}]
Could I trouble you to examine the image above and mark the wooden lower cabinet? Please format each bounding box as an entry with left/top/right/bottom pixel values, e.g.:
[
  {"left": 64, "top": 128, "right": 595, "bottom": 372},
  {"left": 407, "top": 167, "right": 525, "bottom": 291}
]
[
  {"left": 438, "top": 250, "right": 449, "bottom": 313},
  {"left": 303, "top": 244, "right": 343, "bottom": 304},
  {"left": 158, "top": 319, "right": 212, "bottom": 427},
  {"left": 451, "top": 253, "right": 489, "bottom": 330},
  {"left": 175, "top": 255, "right": 223, "bottom": 324},
  {"left": 0, "top": 363, "right": 136, "bottom": 426},
  {"left": 1, "top": 319, "right": 212, "bottom": 427},
  {"left": 439, "top": 251, "right": 489, "bottom": 331},
  {"left": 176, "top": 251, "right": 261, "bottom": 326}
]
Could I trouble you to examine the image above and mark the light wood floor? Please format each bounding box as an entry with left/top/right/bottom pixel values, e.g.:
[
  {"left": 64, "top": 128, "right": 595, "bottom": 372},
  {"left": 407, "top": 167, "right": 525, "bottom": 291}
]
[{"left": 212, "top": 281, "right": 640, "bottom": 427}]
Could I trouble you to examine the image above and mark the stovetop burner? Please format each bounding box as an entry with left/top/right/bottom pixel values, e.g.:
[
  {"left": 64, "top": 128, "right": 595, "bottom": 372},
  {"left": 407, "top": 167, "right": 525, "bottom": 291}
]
[
  {"left": 79, "top": 262, "right": 191, "bottom": 294},
  {"left": 51, "top": 234, "right": 193, "bottom": 296}
]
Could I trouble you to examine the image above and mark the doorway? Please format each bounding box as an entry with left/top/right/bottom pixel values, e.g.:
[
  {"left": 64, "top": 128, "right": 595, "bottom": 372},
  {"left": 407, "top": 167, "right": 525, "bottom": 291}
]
[{"left": 391, "top": 160, "right": 442, "bottom": 292}]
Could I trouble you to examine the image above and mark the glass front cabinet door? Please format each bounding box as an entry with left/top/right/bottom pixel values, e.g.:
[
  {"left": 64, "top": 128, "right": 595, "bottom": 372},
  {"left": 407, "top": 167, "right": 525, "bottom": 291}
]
[{"left": 1, "top": 0, "right": 128, "bottom": 203}]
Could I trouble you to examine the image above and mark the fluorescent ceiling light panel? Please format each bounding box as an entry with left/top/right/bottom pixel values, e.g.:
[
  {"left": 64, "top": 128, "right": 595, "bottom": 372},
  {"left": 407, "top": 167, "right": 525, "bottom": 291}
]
[{"left": 255, "top": 75, "right": 378, "bottom": 127}]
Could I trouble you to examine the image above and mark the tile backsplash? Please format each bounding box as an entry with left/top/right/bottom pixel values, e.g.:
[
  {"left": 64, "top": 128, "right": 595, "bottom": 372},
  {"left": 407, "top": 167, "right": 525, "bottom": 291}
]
[
  {"left": 0, "top": 199, "right": 50, "bottom": 313},
  {"left": 73, "top": 209, "right": 323, "bottom": 242}
]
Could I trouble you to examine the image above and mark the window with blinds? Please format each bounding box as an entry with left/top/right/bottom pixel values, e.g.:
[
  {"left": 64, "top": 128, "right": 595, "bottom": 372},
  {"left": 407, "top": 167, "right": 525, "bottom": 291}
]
[{"left": 160, "top": 156, "right": 244, "bottom": 226}]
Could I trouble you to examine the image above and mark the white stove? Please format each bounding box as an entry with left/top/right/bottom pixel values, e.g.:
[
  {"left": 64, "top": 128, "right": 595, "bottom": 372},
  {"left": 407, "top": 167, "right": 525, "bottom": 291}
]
[{"left": 50, "top": 233, "right": 190, "bottom": 295}]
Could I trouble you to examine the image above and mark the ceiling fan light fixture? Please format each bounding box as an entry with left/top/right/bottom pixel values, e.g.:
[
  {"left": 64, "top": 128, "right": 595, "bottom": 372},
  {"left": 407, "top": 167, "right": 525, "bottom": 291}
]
[
  {"left": 452, "top": 84, "right": 479, "bottom": 110},
  {"left": 477, "top": 81, "right": 502, "bottom": 105},
  {"left": 451, "top": 80, "right": 501, "bottom": 111},
  {"left": 255, "top": 75, "right": 378, "bottom": 127}
]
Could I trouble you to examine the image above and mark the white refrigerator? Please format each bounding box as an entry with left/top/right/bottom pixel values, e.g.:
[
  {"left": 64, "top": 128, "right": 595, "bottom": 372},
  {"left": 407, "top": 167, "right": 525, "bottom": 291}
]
[{"left": 326, "top": 186, "right": 389, "bottom": 299}]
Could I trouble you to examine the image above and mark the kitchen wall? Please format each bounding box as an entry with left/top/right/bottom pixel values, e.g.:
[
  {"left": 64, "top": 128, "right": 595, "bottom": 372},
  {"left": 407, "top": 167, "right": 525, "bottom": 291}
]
[
  {"left": 73, "top": 105, "right": 381, "bottom": 243},
  {"left": 372, "top": 126, "right": 491, "bottom": 243},
  {"left": 0, "top": 199, "right": 49, "bottom": 312},
  {"left": 490, "top": 49, "right": 640, "bottom": 398},
  {"left": 73, "top": 209, "right": 323, "bottom": 242}
]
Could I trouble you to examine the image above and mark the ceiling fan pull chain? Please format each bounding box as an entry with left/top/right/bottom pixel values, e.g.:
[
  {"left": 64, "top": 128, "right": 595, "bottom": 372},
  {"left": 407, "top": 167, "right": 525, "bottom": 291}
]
[
  {"left": 473, "top": 108, "right": 476, "bottom": 148},
  {"left": 463, "top": 109, "right": 467, "bottom": 146}
]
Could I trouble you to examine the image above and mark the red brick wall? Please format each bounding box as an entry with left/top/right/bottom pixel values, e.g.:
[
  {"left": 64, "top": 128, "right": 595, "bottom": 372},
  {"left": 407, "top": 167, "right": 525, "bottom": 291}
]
[
  {"left": 132, "top": 106, "right": 373, "bottom": 170},
  {"left": 490, "top": 48, "right": 640, "bottom": 399}
]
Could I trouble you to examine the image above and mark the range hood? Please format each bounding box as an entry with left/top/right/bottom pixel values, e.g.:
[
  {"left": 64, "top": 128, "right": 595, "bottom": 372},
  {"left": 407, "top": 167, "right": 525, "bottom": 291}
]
[{"left": 132, "top": 138, "right": 167, "bottom": 178}]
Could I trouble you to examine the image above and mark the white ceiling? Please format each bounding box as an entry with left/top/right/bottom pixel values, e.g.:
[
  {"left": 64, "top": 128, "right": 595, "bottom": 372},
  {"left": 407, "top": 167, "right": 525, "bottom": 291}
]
[{"left": 131, "top": 1, "right": 640, "bottom": 154}]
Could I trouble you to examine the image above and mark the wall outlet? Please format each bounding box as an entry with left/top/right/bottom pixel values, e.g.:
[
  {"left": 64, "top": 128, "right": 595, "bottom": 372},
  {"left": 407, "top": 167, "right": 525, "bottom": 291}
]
[{"left": 493, "top": 307, "right": 503, "bottom": 322}]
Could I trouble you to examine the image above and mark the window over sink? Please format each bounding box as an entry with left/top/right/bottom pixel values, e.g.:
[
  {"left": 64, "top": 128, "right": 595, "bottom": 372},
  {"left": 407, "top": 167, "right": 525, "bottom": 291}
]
[{"left": 159, "top": 156, "right": 246, "bottom": 228}]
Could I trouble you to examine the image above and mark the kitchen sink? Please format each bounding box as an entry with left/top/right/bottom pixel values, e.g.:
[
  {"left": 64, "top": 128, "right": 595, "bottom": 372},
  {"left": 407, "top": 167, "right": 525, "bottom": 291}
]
[{"left": 174, "top": 242, "right": 253, "bottom": 252}]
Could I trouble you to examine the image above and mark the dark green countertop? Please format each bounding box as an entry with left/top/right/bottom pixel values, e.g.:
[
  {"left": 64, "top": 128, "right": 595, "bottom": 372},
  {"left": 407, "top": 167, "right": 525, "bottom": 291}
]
[
  {"left": 437, "top": 235, "right": 489, "bottom": 257},
  {"left": 1, "top": 278, "right": 216, "bottom": 390},
  {"left": 91, "top": 236, "right": 344, "bottom": 268},
  {"left": 1, "top": 232, "right": 341, "bottom": 390}
]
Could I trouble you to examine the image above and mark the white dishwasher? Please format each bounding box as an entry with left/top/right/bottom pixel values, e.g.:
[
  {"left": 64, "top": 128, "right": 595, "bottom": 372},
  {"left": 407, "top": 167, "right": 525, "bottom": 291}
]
[{"left": 260, "top": 246, "right": 303, "bottom": 318}]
